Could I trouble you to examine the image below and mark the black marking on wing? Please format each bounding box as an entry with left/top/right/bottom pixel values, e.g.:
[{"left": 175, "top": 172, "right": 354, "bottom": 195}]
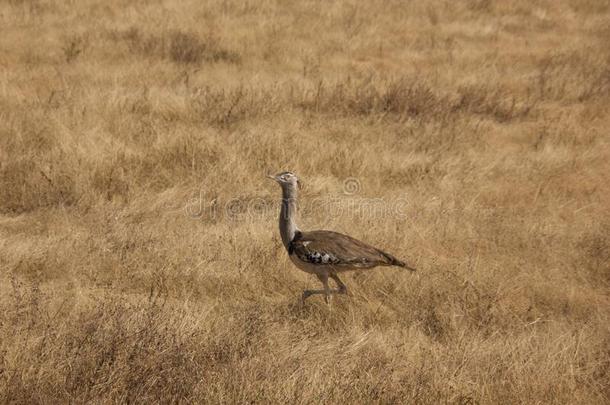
[
  {"left": 288, "top": 231, "right": 341, "bottom": 266},
  {"left": 302, "top": 250, "right": 341, "bottom": 265}
]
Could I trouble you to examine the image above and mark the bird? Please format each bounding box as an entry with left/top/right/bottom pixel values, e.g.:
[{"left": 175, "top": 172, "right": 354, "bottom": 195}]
[{"left": 267, "top": 171, "right": 416, "bottom": 303}]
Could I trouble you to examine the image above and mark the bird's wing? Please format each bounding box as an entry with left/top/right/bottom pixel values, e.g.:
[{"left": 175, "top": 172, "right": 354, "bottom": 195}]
[{"left": 289, "top": 230, "right": 408, "bottom": 269}]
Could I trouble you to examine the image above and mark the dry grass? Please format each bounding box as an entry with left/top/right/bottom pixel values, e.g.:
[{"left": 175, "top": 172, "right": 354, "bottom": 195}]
[{"left": 1, "top": 0, "right": 609, "bottom": 403}]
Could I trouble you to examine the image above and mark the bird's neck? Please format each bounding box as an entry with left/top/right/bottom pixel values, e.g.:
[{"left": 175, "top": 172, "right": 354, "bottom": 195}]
[{"left": 279, "top": 185, "right": 299, "bottom": 250}]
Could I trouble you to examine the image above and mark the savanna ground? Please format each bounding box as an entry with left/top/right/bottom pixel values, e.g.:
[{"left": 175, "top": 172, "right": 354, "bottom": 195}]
[{"left": 1, "top": 0, "right": 609, "bottom": 403}]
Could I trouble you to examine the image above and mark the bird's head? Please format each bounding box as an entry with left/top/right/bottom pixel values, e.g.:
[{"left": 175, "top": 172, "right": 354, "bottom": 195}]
[{"left": 267, "top": 171, "right": 302, "bottom": 190}]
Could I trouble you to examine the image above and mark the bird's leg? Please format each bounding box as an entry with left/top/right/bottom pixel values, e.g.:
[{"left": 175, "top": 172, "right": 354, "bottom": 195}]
[
  {"left": 330, "top": 274, "right": 347, "bottom": 295},
  {"left": 301, "top": 288, "right": 328, "bottom": 301},
  {"left": 302, "top": 274, "right": 330, "bottom": 303},
  {"left": 302, "top": 274, "right": 346, "bottom": 303},
  {"left": 321, "top": 274, "right": 331, "bottom": 304}
]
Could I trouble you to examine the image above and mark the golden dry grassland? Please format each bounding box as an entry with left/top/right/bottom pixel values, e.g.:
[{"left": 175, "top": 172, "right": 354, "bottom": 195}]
[{"left": 0, "top": 0, "right": 609, "bottom": 403}]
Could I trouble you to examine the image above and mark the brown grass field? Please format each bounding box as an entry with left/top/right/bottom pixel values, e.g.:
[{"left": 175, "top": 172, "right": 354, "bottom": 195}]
[{"left": 1, "top": 0, "right": 609, "bottom": 403}]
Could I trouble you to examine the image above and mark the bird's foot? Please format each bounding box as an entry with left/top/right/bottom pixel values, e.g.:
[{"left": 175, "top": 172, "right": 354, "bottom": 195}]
[{"left": 301, "top": 290, "right": 312, "bottom": 303}]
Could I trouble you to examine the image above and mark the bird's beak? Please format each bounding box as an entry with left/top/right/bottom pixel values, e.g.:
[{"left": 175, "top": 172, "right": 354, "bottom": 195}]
[{"left": 266, "top": 174, "right": 277, "bottom": 181}]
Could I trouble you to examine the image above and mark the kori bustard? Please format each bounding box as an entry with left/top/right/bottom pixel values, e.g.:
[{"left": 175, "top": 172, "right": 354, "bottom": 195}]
[{"left": 267, "top": 171, "right": 416, "bottom": 303}]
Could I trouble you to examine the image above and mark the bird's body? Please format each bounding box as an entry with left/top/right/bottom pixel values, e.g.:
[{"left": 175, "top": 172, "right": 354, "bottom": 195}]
[
  {"left": 268, "top": 171, "right": 415, "bottom": 303},
  {"left": 288, "top": 230, "right": 407, "bottom": 272}
]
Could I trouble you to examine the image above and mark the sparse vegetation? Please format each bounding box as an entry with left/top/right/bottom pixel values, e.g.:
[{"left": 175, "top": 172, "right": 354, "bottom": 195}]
[
  {"left": 0, "top": 0, "right": 608, "bottom": 403},
  {"left": 62, "top": 34, "right": 87, "bottom": 63},
  {"left": 110, "top": 27, "right": 240, "bottom": 65}
]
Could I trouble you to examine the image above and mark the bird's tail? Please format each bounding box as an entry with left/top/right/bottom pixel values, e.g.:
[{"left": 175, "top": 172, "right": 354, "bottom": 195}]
[
  {"left": 392, "top": 258, "right": 417, "bottom": 272},
  {"left": 382, "top": 251, "right": 417, "bottom": 272}
]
